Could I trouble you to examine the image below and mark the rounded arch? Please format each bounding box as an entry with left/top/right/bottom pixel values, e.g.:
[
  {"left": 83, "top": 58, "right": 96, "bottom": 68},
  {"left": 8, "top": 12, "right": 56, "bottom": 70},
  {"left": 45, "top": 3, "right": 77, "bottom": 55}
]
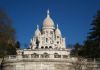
[
  {"left": 54, "top": 53, "right": 61, "bottom": 58},
  {"left": 41, "top": 52, "right": 49, "bottom": 58},
  {"left": 45, "top": 46, "right": 48, "bottom": 48},
  {"left": 54, "top": 53, "right": 59, "bottom": 55},
  {"left": 41, "top": 46, "right": 44, "bottom": 49},
  {"left": 49, "top": 46, "right": 52, "bottom": 48},
  {"left": 31, "top": 53, "right": 39, "bottom": 58}
]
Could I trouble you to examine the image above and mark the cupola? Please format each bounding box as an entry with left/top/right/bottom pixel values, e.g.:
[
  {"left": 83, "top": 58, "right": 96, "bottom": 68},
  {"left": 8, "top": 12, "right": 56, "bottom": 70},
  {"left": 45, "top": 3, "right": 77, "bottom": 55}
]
[
  {"left": 35, "top": 25, "right": 41, "bottom": 36},
  {"left": 55, "top": 24, "right": 61, "bottom": 36},
  {"left": 43, "top": 9, "right": 55, "bottom": 29}
]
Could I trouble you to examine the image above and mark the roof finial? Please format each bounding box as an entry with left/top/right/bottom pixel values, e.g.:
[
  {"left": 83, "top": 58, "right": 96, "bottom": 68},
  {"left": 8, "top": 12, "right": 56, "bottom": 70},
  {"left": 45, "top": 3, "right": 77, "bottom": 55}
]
[
  {"left": 57, "top": 24, "right": 59, "bottom": 28},
  {"left": 47, "top": 9, "right": 50, "bottom": 17},
  {"left": 37, "top": 25, "right": 39, "bottom": 29}
]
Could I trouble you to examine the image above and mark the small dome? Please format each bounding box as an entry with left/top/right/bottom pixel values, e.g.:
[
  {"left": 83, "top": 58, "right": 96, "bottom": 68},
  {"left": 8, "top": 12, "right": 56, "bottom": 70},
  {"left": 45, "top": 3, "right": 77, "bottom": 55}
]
[
  {"left": 55, "top": 24, "right": 61, "bottom": 35},
  {"left": 43, "top": 10, "right": 55, "bottom": 28},
  {"left": 35, "top": 25, "right": 41, "bottom": 36}
]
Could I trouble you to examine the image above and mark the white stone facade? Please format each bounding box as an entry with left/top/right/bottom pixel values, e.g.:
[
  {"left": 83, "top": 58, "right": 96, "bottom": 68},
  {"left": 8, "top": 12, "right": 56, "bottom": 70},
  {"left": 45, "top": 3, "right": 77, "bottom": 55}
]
[
  {"left": 30, "top": 10, "right": 66, "bottom": 49},
  {"left": 15, "top": 9, "right": 71, "bottom": 61}
]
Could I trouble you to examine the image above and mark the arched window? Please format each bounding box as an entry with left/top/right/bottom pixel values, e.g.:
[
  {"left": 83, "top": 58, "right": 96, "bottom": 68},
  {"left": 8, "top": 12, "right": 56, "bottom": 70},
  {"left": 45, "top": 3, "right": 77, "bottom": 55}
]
[
  {"left": 36, "top": 38, "right": 39, "bottom": 47},
  {"left": 41, "top": 46, "right": 44, "bottom": 49},
  {"left": 49, "top": 46, "right": 52, "bottom": 48},
  {"left": 57, "top": 36, "right": 59, "bottom": 38},
  {"left": 45, "top": 46, "right": 48, "bottom": 48},
  {"left": 31, "top": 53, "right": 39, "bottom": 58},
  {"left": 57, "top": 41, "right": 59, "bottom": 44},
  {"left": 54, "top": 53, "right": 58, "bottom": 55},
  {"left": 54, "top": 53, "right": 61, "bottom": 58},
  {"left": 41, "top": 52, "right": 49, "bottom": 58}
]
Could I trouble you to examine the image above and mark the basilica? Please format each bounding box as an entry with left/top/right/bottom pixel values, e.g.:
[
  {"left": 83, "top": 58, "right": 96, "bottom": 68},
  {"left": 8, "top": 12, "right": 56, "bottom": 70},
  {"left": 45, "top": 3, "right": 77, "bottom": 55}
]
[
  {"left": 2, "top": 10, "right": 74, "bottom": 70},
  {"left": 30, "top": 10, "right": 66, "bottom": 49},
  {"left": 15, "top": 10, "right": 71, "bottom": 59}
]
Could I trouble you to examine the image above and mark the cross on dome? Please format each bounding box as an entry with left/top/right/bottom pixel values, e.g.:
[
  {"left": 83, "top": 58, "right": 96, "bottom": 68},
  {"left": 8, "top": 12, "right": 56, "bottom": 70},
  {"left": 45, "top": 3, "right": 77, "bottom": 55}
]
[
  {"left": 37, "top": 25, "right": 39, "bottom": 29},
  {"left": 47, "top": 9, "right": 50, "bottom": 17},
  {"left": 57, "top": 24, "right": 59, "bottom": 28}
]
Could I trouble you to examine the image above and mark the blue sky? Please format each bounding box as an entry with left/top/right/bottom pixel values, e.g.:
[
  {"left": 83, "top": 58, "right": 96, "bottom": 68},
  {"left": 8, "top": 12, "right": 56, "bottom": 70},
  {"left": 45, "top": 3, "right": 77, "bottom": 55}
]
[{"left": 0, "top": 0, "right": 100, "bottom": 47}]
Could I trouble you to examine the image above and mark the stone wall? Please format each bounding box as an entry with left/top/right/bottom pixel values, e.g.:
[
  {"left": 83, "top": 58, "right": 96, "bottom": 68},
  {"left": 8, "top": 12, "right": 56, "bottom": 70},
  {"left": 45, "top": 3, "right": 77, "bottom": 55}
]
[
  {"left": 2, "top": 62, "right": 71, "bottom": 70},
  {"left": 2, "top": 58, "right": 74, "bottom": 70},
  {"left": 2, "top": 58, "right": 100, "bottom": 70}
]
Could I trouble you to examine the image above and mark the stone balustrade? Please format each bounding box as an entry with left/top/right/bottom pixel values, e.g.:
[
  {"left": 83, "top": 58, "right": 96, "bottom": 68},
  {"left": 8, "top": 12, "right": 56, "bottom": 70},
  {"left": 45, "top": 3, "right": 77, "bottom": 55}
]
[{"left": 3, "top": 54, "right": 73, "bottom": 63}]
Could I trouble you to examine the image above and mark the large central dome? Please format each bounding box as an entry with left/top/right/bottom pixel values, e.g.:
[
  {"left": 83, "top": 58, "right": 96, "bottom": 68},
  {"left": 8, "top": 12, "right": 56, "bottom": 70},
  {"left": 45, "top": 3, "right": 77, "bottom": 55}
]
[{"left": 43, "top": 10, "right": 55, "bottom": 29}]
